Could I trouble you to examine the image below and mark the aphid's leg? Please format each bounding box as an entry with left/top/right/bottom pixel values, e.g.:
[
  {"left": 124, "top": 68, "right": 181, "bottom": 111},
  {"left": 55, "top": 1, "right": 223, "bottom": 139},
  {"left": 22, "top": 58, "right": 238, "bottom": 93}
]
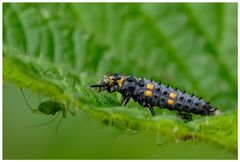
[
  {"left": 121, "top": 95, "right": 130, "bottom": 106},
  {"left": 63, "top": 108, "right": 67, "bottom": 119},
  {"left": 176, "top": 111, "right": 192, "bottom": 122},
  {"left": 61, "top": 100, "right": 70, "bottom": 118},
  {"left": 20, "top": 87, "right": 34, "bottom": 111},
  {"left": 66, "top": 101, "right": 77, "bottom": 116},
  {"left": 55, "top": 116, "right": 64, "bottom": 135},
  {"left": 148, "top": 104, "right": 156, "bottom": 116},
  {"left": 67, "top": 109, "right": 76, "bottom": 116},
  {"left": 28, "top": 112, "right": 61, "bottom": 127}
]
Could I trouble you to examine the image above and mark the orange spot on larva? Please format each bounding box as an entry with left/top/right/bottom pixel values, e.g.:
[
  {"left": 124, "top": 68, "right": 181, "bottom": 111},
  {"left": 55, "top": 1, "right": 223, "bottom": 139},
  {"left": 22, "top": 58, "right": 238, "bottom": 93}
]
[
  {"left": 117, "top": 77, "right": 125, "bottom": 87},
  {"left": 144, "top": 90, "right": 153, "bottom": 97},
  {"left": 146, "top": 84, "right": 154, "bottom": 90},
  {"left": 167, "top": 99, "right": 174, "bottom": 105},
  {"left": 169, "top": 92, "right": 177, "bottom": 99}
]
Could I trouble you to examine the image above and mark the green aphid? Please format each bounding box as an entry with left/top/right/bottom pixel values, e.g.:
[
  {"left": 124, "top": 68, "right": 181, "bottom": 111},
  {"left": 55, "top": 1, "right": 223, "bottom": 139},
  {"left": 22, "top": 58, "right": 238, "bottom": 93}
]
[
  {"left": 20, "top": 88, "right": 75, "bottom": 132},
  {"left": 34, "top": 100, "right": 67, "bottom": 118}
]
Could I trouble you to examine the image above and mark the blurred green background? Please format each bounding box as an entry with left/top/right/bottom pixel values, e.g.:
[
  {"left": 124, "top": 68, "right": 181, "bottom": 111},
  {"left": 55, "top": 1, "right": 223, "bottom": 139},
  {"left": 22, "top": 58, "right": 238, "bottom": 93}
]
[
  {"left": 3, "top": 3, "right": 237, "bottom": 159},
  {"left": 3, "top": 84, "right": 237, "bottom": 159}
]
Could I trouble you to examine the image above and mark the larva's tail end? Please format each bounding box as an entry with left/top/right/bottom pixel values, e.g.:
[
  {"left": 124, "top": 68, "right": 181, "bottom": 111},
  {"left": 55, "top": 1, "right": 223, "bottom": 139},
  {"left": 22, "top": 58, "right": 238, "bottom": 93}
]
[
  {"left": 212, "top": 109, "right": 221, "bottom": 115},
  {"left": 209, "top": 108, "right": 221, "bottom": 116}
]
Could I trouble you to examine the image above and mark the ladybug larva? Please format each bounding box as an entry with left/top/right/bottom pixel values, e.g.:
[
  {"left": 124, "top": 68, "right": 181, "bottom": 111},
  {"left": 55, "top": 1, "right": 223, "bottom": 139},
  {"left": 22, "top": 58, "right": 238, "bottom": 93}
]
[{"left": 90, "top": 73, "right": 220, "bottom": 121}]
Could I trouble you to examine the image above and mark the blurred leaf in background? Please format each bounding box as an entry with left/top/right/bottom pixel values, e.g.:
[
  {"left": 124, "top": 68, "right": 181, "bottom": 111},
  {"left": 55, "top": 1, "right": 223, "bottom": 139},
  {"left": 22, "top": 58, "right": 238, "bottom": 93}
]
[
  {"left": 3, "top": 3, "right": 237, "bottom": 159},
  {"left": 4, "top": 3, "right": 237, "bottom": 110}
]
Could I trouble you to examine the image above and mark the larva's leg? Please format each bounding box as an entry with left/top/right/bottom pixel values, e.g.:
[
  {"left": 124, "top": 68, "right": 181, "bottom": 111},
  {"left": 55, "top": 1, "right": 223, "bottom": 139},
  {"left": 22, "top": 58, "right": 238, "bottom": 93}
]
[
  {"left": 148, "top": 104, "right": 156, "bottom": 116},
  {"left": 176, "top": 111, "right": 192, "bottom": 122},
  {"left": 121, "top": 96, "right": 130, "bottom": 106}
]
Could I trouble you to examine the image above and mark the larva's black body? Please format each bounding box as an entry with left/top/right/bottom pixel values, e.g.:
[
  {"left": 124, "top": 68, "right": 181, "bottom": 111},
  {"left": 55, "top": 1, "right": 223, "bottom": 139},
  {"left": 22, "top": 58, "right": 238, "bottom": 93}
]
[{"left": 90, "top": 74, "right": 220, "bottom": 121}]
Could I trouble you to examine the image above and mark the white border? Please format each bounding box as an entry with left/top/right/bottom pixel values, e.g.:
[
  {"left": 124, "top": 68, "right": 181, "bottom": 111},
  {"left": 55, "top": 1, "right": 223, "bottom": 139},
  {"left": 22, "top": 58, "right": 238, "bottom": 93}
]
[{"left": 1, "top": 0, "right": 239, "bottom": 161}]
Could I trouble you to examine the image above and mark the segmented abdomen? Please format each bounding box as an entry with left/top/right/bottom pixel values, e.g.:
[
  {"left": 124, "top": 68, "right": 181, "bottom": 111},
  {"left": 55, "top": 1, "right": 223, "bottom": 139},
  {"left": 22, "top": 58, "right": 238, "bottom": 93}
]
[
  {"left": 120, "top": 76, "right": 217, "bottom": 116},
  {"left": 151, "top": 83, "right": 215, "bottom": 115}
]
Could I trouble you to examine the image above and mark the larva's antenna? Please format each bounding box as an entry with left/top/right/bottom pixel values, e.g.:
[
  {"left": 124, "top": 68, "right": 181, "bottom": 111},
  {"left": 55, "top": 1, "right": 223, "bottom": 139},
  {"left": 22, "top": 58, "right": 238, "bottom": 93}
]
[
  {"left": 90, "top": 84, "right": 105, "bottom": 88},
  {"left": 20, "top": 87, "right": 34, "bottom": 111}
]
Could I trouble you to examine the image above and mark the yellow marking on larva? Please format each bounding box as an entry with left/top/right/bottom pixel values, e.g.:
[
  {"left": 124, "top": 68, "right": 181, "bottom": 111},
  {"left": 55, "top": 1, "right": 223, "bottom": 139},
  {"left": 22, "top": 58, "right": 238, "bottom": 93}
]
[
  {"left": 169, "top": 92, "right": 177, "bottom": 99},
  {"left": 144, "top": 90, "right": 153, "bottom": 97},
  {"left": 167, "top": 99, "right": 174, "bottom": 105},
  {"left": 108, "top": 76, "right": 114, "bottom": 83},
  {"left": 117, "top": 77, "right": 125, "bottom": 87},
  {"left": 146, "top": 84, "right": 154, "bottom": 90}
]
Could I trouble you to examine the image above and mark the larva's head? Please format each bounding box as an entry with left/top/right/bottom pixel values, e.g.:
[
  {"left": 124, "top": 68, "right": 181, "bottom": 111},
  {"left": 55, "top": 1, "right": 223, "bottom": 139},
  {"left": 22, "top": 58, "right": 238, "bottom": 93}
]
[{"left": 90, "top": 73, "right": 125, "bottom": 92}]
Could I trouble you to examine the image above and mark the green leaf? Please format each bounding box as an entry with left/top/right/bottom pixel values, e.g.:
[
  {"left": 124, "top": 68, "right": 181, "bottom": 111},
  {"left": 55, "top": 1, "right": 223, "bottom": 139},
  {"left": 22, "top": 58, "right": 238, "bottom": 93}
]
[{"left": 3, "top": 3, "right": 237, "bottom": 152}]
